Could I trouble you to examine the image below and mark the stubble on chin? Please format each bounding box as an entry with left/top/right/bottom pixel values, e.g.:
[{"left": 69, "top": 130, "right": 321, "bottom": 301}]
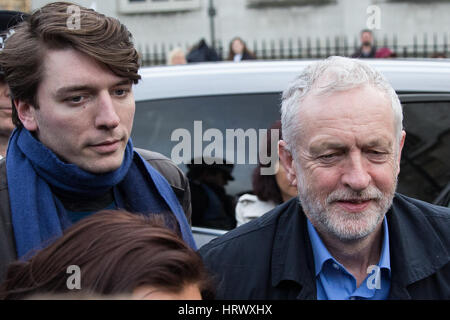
[{"left": 297, "top": 178, "right": 396, "bottom": 242}]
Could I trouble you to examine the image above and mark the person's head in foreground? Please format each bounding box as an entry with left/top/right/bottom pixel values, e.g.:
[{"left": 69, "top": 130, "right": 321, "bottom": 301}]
[
  {"left": 0, "top": 210, "right": 213, "bottom": 300},
  {"left": 279, "top": 55, "right": 405, "bottom": 243}
]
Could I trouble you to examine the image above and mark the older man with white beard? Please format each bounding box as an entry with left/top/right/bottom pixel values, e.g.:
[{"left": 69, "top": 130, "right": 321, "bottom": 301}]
[{"left": 199, "top": 56, "right": 450, "bottom": 300}]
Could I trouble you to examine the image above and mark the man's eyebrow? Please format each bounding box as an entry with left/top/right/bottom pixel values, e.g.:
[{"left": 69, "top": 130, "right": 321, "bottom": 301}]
[
  {"left": 364, "top": 138, "right": 393, "bottom": 149},
  {"left": 55, "top": 85, "right": 92, "bottom": 97},
  {"left": 309, "top": 138, "right": 393, "bottom": 155},
  {"left": 55, "top": 80, "right": 132, "bottom": 97},
  {"left": 309, "top": 141, "right": 348, "bottom": 154},
  {"left": 114, "top": 79, "right": 133, "bottom": 86}
]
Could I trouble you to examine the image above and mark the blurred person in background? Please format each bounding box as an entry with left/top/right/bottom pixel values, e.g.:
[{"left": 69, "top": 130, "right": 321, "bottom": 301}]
[
  {"left": 0, "top": 74, "right": 11, "bottom": 159},
  {"left": 0, "top": 210, "right": 214, "bottom": 300},
  {"left": 227, "top": 37, "right": 256, "bottom": 62},
  {"left": 187, "top": 158, "right": 236, "bottom": 230},
  {"left": 186, "top": 39, "right": 221, "bottom": 62},
  {"left": 167, "top": 47, "right": 187, "bottom": 66},
  {"left": 431, "top": 52, "right": 447, "bottom": 58},
  {"left": 351, "top": 29, "right": 377, "bottom": 59},
  {"left": 0, "top": 10, "right": 29, "bottom": 159},
  {"left": 375, "top": 47, "right": 396, "bottom": 58},
  {"left": 235, "top": 120, "right": 297, "bottom": 226}
]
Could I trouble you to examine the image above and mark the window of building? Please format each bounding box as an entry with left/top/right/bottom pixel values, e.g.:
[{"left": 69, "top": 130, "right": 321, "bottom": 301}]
[
  {"left": 246, "top": 0, "right": 336, "bottom": 8},
  {"left": 117, "top": 0, "right": 201, "bottom": 14}
]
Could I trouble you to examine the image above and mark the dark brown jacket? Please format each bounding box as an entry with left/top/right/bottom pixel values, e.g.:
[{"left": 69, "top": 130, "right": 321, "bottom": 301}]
[{"left": 0, "top": 148, "right": 191, "bottom": 282}]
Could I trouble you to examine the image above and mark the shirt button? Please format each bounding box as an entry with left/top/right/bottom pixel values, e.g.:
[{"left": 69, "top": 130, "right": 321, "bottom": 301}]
[{"left": 332, "top": 263, "right": 339, "bottom": 270}]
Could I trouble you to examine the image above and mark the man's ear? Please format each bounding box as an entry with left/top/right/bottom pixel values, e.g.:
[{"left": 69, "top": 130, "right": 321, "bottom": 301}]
[
  {"left": 396, "top": 130, "right": 406, "bottom": 174},
  {"left": 278, "top": 140, "right": 298, "bottom": 187},
  {"left": 15, "top": 99, "right": 38, "bottom": 131}
]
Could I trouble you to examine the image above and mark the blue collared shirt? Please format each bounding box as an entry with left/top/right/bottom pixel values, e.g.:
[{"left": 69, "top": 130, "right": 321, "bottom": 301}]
[{"left": 307, "top": 218, "right": 391, "bottom": 300}]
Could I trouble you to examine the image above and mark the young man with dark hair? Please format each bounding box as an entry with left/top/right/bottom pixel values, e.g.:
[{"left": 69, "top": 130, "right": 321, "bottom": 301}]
[{"left": 0, "top": 2, "right": 195, "bottom": 281}]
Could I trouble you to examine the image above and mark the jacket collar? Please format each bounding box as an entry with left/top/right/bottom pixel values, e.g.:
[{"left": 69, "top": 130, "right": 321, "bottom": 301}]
[
  {"left": 387, "top": 193, "right": 449, "bottom": 288},
  {"left": 271, "top": 198, "right": 317, "bottom": 299},
  {"left": 307, "top": 217, "right": 391, "bottom": 277},
  {"left": 270, "top": 194, "right": 449, "bottom": 299}
]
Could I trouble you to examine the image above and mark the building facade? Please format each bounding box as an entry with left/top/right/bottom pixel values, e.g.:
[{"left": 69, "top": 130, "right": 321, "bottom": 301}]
[
  {"left": 0, "top": 0, "right": 31, "bottom": 11},
  {"left": 31, "top": 0, "right": 450, "bottom": 62}
]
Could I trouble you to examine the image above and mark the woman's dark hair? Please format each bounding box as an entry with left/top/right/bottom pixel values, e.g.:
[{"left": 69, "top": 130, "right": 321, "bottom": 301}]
[
  {"left": 0, "top": 2, "right": 141, "bottom": 128},
  {"left": 252, "top": 120, "right": 283, "bottom": 204},
  {"left": 0, "top": 210, "right": 214, "bottom": 300},
  {"left": 227, "top": 37, "right": 256, "bottom": 61}
]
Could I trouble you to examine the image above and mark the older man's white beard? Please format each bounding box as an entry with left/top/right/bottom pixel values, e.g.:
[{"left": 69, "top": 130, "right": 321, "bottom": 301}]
[{"left": 297, "top": 176, "right": 396, "bottom": 242}]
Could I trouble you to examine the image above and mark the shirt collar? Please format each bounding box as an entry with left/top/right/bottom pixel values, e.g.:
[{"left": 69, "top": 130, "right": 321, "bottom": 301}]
[{"left": 307, "top": 217, "right": 391, "bottom": 277}]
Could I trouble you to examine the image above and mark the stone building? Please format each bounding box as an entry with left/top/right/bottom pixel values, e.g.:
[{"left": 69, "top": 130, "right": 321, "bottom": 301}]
[
  {"left": 31, "top": 0, "right": 450, "bottom": 62},
  {"left": 0, "top": 0, "right": 30, "bottom": 12}
]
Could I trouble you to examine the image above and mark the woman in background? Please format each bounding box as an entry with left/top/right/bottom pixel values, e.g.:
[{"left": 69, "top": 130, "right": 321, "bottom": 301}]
[
  {"left": 227, "top": 37, "right": 256, "bottom": 62},
  {"left": 235, "top": 120, "right": 297, "bottom": 226}
]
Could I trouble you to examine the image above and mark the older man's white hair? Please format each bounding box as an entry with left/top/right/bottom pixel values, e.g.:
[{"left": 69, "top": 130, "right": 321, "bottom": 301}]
[{"left": 280, "top": 56, "right": 403, "bottom": 155}]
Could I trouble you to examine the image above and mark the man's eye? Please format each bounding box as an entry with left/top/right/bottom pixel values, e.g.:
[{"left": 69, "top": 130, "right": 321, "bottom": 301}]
[
  {"left": 365, "top": 150, "right": 390, "bottom": 163},
  {"left": 114, "top": 89, "right": 129, "bottom": 96},
  {"left": 319, "top": 153, "right": 339, "bottom": 161},
  {"left": 368, "top": 150, "right": 386, "bottom": 156},
  {"left": 321, "top": 154, "right": 335, "bottom": 158},
  {"left": 65, "top": 96, "right": 84, "bottom": 104},
  {"left": 367, "top": 150, "right": 388, "bottom": 159}
]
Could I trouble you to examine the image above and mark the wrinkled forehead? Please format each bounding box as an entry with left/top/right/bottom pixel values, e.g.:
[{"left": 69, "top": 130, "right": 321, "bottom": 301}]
[
  {"left": 309, "top": 68, "right": 375, "bottom": 98},
  {"left": 298, "top": 84, "right": 396, "bottom": 137}
]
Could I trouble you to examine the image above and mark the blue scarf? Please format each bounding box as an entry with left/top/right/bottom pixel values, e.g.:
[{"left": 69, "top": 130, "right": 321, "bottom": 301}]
[{"left": 6, "top": 128, "right": 196, "bottom": 258}]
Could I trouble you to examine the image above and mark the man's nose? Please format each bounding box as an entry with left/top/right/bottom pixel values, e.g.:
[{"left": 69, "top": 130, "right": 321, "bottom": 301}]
[
  {"left": 94, "top": 92, "right": 120, "bottom": 129},
  {"left": 341, "top": 152, "right": 371, "bottom": 192}
]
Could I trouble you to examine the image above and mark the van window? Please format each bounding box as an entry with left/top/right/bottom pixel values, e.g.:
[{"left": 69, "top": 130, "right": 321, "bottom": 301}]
[
  {"left": 399, "top": 100, "right": 450, "bottom": 204},
  {"left": 132, "top": 93, "right": 282, "bottom": 196}
]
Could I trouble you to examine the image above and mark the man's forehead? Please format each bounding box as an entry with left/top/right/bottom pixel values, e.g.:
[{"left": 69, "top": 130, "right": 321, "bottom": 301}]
[
  {"left": 300, "top": 84, "right": 393, "bottom": 117},
  {"left": 309, "top": 136, "right": 394, "bottom": 152},
  {"left": 41, "top": 49, "right": 128, "bottom": 89},
  {"left": 296, "top": 85, "right": 396, "bottom": 144}
]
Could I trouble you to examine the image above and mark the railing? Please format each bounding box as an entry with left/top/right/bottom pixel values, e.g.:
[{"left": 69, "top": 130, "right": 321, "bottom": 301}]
[{"left": 138, "top": 33, "right": 449, "bottom": 66}]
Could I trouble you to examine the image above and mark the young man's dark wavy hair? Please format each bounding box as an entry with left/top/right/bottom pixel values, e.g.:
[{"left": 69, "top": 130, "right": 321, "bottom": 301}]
[
  {"left": 0, "top": 210, "right": 214, "bottom": 299},
  {"left": 0, "top": 1, "right": 141, "bottom": 128}
]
